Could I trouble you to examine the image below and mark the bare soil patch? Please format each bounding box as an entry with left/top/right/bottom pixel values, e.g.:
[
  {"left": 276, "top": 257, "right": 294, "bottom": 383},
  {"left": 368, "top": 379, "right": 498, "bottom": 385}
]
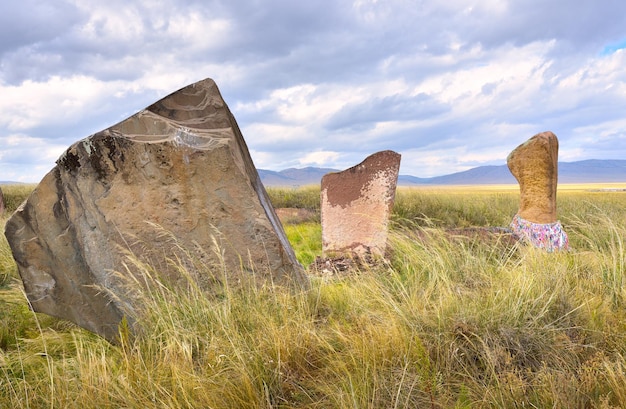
[{"left": 275, "top": 208, "right": 318, "bottom": 224}]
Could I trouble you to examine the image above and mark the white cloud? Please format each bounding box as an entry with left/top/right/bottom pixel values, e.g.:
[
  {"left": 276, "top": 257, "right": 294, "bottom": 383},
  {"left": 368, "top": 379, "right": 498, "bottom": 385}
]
[
  {"left": 242, "top": 123, "right": 315, "bottom": 149},
  {"left": 415, "top": 41, "right": 554, "bottom": 111},
  {"left": 298, "top": 151, "right": 340, "bottom": 167},
  {"left": 0, "top": 76, "right": 128, "bottom": 130},
  {"left": 0, "top": 134, "right": 67, "bottom": 182}
]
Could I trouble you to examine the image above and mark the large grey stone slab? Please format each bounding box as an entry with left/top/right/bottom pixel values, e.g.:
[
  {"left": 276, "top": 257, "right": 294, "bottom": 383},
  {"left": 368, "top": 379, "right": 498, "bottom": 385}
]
[{"left": 4, "top": 78, "right": 308, "bottom": 342}]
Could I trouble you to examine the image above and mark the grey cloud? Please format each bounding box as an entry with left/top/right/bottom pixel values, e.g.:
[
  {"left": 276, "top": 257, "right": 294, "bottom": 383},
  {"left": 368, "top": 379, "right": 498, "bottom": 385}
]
[
  {"left": 581, "top": 135, "right": 626, "bottom": 156},
  {"left": 0, "top": 1, "right": 471, "bottom": 88},
  {"left": 319, "top": 116, "right": 479, "bottom": 156},
  {"left": 0, "top": 1, "right": 88, "bottom": 84},
  {"left": 461, "top": 0, "right": 626, "bottom": 53},
  {"left": 325, "top": 93, "right": 450, "bottom": 131},
  {"left": 481, "top": 82, "right": 499, "bottom": 95},
  {"left": 1, "top": 2, "right": 225, "bottom": 83},
  {"left": 224, "top": 1, "right": 352, "bottom": 56},
  {"left": 5, "top": 0, "right": 625, "bottom": 88},
  {"left": 0, "top": 0, "right": 85, "bottom": 55}
]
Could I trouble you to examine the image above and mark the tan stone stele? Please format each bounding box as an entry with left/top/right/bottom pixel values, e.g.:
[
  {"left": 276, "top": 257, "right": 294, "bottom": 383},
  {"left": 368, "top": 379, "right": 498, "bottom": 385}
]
[
  {"left": 321, "top": 150, "right": 401, "bottom": 258},
  {"left": 4, "top": 78, "right": 308, "bottom": 343},
  {"left": 507, "top": 131, "right": 559, "bottom": 224}
]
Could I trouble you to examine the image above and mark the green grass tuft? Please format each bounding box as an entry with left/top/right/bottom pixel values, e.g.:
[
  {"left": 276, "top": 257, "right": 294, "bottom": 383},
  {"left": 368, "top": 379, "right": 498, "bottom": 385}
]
[{"left": 283, "top": 222, "right": 322, "bottom": 266}]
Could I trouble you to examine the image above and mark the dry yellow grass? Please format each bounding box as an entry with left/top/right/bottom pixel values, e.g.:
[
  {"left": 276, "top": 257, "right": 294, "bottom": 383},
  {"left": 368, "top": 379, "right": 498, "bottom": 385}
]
[
  {"left": 1, "top": 185, "right": 626, "bottom": 408},
  {"left": 400, "top": 182, "right": 626, "bottom": 193}
]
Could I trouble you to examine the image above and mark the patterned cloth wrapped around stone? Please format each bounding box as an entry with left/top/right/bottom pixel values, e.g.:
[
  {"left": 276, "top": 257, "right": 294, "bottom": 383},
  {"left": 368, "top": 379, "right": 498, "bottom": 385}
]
[{"left": 510, "top": 214, "right": 569, "bottom": 252}]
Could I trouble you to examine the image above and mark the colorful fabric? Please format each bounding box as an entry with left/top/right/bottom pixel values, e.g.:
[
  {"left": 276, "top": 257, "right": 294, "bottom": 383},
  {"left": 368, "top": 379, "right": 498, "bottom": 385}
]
[{"left": 510, "top": 214, "right": 569, "bottom": 252}]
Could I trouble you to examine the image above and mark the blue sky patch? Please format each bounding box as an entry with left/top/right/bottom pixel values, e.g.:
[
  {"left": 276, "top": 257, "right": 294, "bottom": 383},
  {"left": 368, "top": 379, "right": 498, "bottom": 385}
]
[{"left": 601, "top": 39, "right": 626, "bottom": 55}]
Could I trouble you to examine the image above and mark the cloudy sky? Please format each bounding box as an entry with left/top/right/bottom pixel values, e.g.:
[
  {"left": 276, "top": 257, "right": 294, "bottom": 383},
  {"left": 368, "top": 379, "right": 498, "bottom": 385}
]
[{"left": 1, "top": 0, "right": 626, "bottom": 182}]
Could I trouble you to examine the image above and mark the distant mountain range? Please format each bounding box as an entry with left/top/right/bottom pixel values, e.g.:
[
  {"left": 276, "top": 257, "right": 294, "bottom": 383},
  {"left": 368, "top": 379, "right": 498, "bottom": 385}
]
[
  {"left": 2, "top": 160, "right": 624, "bottom": 187},
  {"left": 259, "top": 159, "right": 626, "bottom": 186}
]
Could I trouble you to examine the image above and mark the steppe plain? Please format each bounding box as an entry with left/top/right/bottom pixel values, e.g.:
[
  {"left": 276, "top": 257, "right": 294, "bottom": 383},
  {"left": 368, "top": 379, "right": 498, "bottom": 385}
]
[{"left": 1, "top": 182, "right": 625, "bottom": 408}]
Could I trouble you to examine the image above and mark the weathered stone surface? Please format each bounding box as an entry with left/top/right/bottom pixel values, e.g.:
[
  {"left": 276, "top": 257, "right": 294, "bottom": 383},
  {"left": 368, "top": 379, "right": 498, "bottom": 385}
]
[
  {"left": 507, "top": 131, "right": 569, "bottom": 251},
  {"left": 507, "top": 131, "right": 559, "bottom": 224},
  {"left": 4, "top": 78, "right": 308, "bottom": 342},
  {"left": 321, "top": 150, "right": 400, "bottom": 258},
  {"left": 0, "top": 187, "right": 4, "bottom": 215}
]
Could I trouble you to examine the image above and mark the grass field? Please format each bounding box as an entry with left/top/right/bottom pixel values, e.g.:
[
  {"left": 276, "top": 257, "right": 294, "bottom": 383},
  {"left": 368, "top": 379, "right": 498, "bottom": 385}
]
[{"left": 1, "top": 183, "right": 625, "bottom": 408}]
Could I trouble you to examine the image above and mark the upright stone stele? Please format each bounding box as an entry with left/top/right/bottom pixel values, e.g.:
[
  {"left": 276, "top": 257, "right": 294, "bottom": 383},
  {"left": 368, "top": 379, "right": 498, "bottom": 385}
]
[
  {"left": 507, "top": 131, "right": 569, "bottom": 251},
  {"left": 4, "top": 78, "right": 308, "bottom": 343},
  {"left": 321, "top": 150, "right": 401, "bottom": 258}
]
